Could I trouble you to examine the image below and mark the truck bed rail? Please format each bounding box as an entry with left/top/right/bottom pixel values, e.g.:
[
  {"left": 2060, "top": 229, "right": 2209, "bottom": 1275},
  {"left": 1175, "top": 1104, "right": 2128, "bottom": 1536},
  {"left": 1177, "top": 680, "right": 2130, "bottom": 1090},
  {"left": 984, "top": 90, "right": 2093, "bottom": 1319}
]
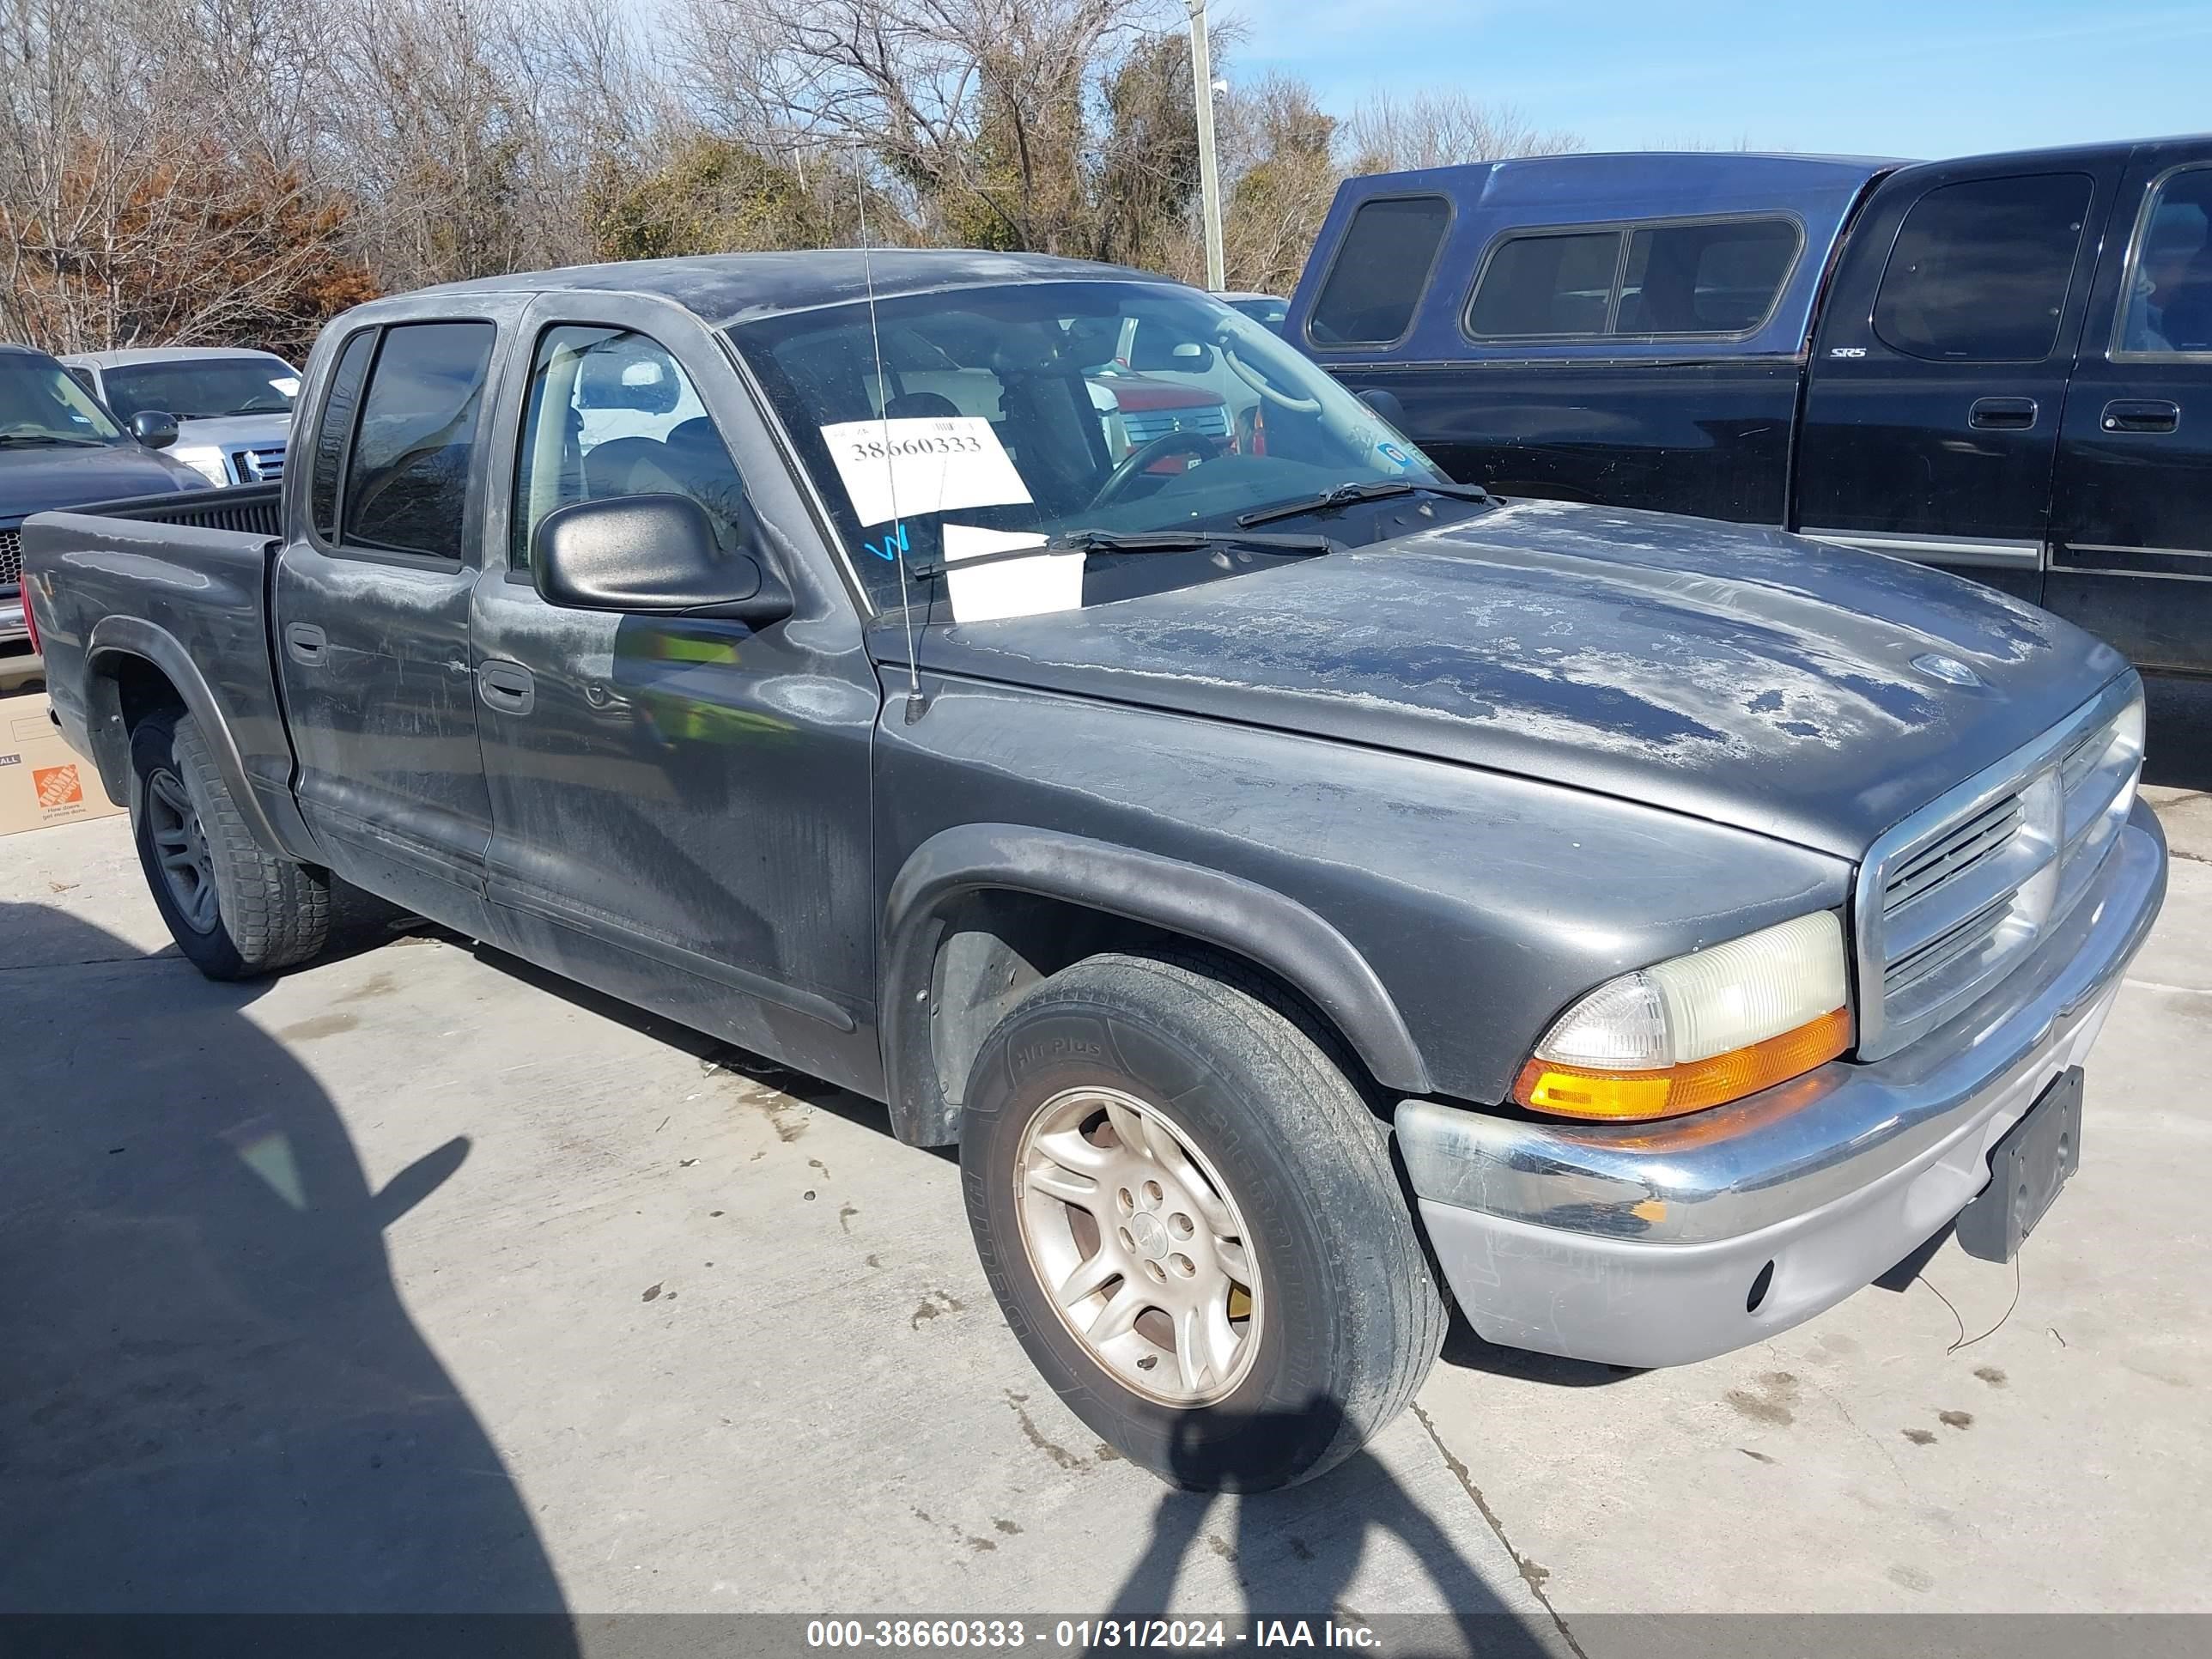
[{"left": 74, "top": 484, "right": 283, "bottom": 538}]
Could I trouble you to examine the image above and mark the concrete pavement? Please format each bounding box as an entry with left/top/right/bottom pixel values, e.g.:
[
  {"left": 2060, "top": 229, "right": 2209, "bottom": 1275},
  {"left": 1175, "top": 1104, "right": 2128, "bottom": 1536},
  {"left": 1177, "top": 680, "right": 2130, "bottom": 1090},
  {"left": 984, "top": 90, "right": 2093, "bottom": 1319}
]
[{"left": 2, "top": 802, "right": 2207, "bottom": 1641}]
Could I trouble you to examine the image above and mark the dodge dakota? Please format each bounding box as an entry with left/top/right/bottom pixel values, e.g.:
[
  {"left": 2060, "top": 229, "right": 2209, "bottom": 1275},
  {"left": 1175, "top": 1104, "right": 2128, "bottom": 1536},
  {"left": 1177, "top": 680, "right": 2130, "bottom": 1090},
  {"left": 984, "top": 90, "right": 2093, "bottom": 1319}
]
[{"left": 23, "top": 252, "right": 2167, "bottom": 1490}]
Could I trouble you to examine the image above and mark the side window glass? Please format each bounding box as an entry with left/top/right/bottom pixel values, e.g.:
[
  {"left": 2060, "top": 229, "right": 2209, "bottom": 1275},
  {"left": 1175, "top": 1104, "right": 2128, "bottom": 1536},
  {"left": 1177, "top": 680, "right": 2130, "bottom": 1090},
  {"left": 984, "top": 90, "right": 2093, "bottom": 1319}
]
[
  {"left": 1873, "top": 173, "right": 2092, "bottom": 362},
  {"left": 310, "top": 330, "right": 376, "bottom": 542},
  {"left": 1618, "top": 220, "right": 1800, "bottom": 335},
  {"left": 512, "top": 325, "right": 748, "bottom": 571},
  {"left": 1467, "top": 231, "right": 1620, "bottom": 338},
  {"left": 2118, "top": 167, "right": 2212, "bottom": 356},
  {"left": 341, "top": 321, "right": 495, "bottom": 559},
  {"left": 1307, "top": 196, "right": 1451, "bottom": 347},
  {"left": 65, "top": 366, "right": 98, "bottom": 398}
]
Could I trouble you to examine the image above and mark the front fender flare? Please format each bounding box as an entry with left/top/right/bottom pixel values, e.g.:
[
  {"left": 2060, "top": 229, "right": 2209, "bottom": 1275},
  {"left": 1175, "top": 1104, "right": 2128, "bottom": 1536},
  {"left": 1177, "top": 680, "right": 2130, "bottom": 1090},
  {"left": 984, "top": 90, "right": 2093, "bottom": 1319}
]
[
  {"left": 85, "top": 615, "right": 320, "bottom": 864},
  {"left": 879, "top": 823, "right": 1433, "bottom": 1146}
]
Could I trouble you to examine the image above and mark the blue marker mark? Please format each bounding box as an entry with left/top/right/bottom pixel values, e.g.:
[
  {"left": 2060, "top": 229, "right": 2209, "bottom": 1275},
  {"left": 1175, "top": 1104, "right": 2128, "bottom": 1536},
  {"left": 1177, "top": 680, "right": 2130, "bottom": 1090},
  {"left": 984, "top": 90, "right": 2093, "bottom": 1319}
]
[{"left": 863, "top": 521, "right": 909, "bottom": 562}]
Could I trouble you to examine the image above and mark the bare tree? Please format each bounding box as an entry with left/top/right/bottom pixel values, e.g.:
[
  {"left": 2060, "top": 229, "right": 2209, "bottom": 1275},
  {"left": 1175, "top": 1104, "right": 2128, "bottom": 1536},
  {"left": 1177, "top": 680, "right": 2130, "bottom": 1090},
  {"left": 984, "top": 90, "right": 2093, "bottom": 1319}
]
[
  {"left": 6, "top": 0, "right": 1565, "bottom": 348},
  {"left": 673, "top": 0, "right": 1180, "bottom": 254},
  {"left": 0, "top": 0, "right": 372, "bottom": 355},
  {"left": 1208, "top": 71, "right": 1340, "bottom": 295},
  {"left": 1344, "top": 88, "right": 1578, "bottom": 174}
]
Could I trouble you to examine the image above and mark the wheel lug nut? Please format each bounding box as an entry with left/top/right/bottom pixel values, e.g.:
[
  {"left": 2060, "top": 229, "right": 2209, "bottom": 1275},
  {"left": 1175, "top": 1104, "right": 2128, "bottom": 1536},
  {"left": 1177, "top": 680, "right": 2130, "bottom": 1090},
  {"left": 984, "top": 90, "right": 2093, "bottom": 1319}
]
[
  {"left": 1170, "top": 1254, "right": 1194, "bottom": 1277},
  {"left": 1169, "top": 1212, "right": 1193, "bottom": 1239},
  {"left": 1142, "top": 1179, "right": 1163, "bottom": 1205}
]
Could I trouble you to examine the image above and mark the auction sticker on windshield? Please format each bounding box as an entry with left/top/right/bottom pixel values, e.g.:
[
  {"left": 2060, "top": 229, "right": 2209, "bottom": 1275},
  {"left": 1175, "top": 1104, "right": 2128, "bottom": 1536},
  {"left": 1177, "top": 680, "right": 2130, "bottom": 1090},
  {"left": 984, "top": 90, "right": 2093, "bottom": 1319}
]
[{"left": 821, "top": 416, "right": 1031, "bottom": 527}]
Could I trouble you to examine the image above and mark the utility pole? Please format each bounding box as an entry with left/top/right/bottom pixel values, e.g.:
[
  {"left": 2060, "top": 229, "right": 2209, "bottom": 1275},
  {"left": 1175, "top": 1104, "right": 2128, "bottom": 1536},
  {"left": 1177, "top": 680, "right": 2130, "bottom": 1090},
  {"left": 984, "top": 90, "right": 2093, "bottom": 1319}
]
[{"left": 1184, "top": 0, "right": 1224, "bottom": 291}]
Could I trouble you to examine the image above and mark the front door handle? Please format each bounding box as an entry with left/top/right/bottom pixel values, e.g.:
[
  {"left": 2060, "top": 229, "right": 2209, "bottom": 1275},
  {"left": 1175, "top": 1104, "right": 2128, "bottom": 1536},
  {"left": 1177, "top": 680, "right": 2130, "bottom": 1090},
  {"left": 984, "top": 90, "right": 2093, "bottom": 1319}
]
[
  {"left": 283, "top": 622, "right": 326, "bottom": 665},
  {"left": 2102, "top": 398, "right": 2180, "bottom": 434},
  {"left": 1969, "top": 396, "right": 2038, "bottom": 431},
  {"left": 477, "top": 661, "right": 536, "bottom": 716}
]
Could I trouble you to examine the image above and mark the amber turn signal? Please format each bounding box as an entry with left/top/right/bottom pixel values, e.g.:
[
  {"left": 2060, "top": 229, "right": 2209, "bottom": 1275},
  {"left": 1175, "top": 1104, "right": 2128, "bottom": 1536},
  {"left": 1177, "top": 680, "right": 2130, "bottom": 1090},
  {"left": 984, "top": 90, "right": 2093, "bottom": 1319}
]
[{"left": 1513, "top": 1006, "right": 1852, "bottom": 1121}]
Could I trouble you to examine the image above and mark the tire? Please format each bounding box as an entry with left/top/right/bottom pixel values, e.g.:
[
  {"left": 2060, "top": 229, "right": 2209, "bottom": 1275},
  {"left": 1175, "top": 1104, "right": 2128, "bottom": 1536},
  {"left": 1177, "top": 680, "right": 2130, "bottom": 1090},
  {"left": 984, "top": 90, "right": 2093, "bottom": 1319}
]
[
  {"left": 131, "top": 708, "right": 330, "bottom": 980},
  {"left": 960, "top": 953, "right": 1446, "bottom": 1492}
]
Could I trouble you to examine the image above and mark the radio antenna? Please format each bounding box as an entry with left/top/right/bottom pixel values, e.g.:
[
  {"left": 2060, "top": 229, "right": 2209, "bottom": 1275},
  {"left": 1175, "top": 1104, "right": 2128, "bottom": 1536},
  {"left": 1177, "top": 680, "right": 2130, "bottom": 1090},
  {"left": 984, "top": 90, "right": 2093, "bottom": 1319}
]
[{"left": 854, "top": 161, "right": 926, "bottom": 718}]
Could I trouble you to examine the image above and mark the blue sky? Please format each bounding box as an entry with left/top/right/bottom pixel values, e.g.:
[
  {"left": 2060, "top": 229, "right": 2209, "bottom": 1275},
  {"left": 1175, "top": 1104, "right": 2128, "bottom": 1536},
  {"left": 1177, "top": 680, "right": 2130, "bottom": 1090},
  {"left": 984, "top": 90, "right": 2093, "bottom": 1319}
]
[{"left": 1219, "top": 0, "right": 2212, "bottom": 160}]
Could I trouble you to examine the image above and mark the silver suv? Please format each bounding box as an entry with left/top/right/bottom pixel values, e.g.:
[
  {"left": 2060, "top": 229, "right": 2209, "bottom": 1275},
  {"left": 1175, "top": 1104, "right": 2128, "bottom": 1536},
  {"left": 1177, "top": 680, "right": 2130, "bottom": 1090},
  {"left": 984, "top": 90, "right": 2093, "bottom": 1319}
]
[{"left": 61, "top": 347, "right": 300, "bottom": 487}]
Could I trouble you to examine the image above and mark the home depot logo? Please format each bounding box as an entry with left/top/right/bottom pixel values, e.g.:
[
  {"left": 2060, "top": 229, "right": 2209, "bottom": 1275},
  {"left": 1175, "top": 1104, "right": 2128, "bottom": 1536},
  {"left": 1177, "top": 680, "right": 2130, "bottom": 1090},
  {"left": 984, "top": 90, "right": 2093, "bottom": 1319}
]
[{"left": 33, "top": 763, "right": 85, "bottom": 811}]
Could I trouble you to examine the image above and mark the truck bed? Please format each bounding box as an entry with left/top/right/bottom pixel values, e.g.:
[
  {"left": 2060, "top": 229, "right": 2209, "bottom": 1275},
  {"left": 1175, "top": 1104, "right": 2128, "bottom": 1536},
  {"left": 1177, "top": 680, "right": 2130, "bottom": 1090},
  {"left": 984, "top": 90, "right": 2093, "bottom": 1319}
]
[{"left": 21, "top": 485, "right": 306, "bottom": 846}]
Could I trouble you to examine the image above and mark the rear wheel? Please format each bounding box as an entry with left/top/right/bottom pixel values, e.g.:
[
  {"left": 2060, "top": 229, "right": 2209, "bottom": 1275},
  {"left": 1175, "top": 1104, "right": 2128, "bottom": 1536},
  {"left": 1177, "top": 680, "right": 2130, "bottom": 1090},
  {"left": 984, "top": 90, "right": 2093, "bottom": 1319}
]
[
  {"left": 131, "top": 709, "right": 330, "bottom": 980},
  {"left": 960, "top": 953, "right": 1445, "bottom": 1491}
]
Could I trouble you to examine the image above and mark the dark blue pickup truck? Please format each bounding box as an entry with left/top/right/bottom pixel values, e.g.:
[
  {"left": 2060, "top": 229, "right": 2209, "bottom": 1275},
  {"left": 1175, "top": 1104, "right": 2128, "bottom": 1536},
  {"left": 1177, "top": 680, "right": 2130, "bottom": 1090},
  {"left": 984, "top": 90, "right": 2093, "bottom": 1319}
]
[{"left": 1288, "top": 138, "right": 2212, "bottom": 677}]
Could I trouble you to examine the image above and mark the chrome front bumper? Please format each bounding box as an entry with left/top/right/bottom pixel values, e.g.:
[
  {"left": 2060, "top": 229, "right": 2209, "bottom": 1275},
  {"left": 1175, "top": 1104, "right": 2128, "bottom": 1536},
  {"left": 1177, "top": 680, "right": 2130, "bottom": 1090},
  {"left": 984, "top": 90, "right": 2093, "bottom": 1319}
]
[
  {"left": 0, "top": 592, "right": 25, "bottom": 647},
  {"left": 1395, "top": 803, "right": 2168, "bottom": 1369}
]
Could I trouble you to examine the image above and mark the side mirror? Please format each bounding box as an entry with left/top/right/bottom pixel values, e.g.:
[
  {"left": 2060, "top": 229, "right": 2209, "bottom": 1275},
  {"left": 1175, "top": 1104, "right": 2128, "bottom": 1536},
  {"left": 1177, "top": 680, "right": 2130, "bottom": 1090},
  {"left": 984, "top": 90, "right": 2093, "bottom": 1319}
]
[
  {"left": 131, "top": 410, "right": 179, "bottom": 449},
  {"left": 533, "top": 494, "right": 791, "bottom": 626},
  {"left": 1357, "top": 387, "right": 1408, "bottom": 429}
]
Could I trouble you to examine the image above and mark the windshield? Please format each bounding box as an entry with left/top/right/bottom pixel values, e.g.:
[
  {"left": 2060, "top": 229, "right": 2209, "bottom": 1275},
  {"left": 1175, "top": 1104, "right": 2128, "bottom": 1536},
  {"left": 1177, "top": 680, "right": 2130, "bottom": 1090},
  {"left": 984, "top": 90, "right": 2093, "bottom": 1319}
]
[
  {"left": 731, "top": 280, "right": 1449, "bottom": 611},
  {"left": 0, "top": 356, "right": 128, "bottom": 447},
  {"left": 1226, "top": 296, "right": 1289, "bottom": 331},
  {"left": 99, "top": 357, "right": 300, "bottom": 421}
]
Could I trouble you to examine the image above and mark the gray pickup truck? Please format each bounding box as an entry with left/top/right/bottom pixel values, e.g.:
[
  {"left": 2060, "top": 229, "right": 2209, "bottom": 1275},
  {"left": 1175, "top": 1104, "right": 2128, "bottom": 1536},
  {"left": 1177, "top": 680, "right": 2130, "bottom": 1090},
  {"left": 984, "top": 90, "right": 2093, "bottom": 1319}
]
[{"left": 23, "top": 252, "right": 2167, "bottom": 1491}]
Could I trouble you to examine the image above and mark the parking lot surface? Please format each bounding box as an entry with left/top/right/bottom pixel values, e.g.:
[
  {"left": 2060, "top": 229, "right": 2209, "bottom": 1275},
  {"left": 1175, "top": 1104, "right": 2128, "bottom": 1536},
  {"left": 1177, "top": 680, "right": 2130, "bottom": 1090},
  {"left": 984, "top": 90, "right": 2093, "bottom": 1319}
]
[{"left": 3, "top": 799, "right": 2208, "bottom": 1643}]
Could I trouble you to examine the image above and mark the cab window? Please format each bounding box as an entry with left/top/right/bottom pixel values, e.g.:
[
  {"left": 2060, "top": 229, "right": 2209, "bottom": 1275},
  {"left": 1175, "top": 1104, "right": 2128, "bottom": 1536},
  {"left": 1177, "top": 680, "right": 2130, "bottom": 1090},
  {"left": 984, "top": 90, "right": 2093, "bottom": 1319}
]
[{"left": 511, "top": 325, "right": 750, "bottom": 570}]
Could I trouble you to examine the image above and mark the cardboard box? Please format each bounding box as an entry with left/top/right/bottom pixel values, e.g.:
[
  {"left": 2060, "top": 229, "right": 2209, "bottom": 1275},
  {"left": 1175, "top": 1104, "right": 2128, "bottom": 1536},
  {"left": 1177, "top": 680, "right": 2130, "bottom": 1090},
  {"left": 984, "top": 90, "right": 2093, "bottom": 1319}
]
[{"left": 0, "top": 690, "right": 127, "bottom": 837}]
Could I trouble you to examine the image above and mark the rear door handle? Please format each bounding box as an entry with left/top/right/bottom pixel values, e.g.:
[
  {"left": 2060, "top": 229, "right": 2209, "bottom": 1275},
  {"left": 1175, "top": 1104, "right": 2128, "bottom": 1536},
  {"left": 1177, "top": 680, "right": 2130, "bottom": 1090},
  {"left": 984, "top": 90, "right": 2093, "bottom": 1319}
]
[
  {"left": 1968, "top": 396, "right": 2038, "bottom": 430},
  {"left": 477, "top": 660, "right": 535, "bottom": 716},
  {"left": 2102, "top": 398, "right": 2180, "bottom": 434},
  {"left": 283, "top": 622, "right": 326, "bottom": 665}
]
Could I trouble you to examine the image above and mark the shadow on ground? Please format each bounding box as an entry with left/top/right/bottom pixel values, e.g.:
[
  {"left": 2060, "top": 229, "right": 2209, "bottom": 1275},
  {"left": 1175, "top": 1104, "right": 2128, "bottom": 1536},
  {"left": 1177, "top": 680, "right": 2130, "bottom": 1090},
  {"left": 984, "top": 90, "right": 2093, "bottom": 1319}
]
[
  {"left": 1105, "top": 1397, "right": 1556, "bottom": 1649},
  {"left": 0, "top": 904, "right": 574, "bottom": 1632}
]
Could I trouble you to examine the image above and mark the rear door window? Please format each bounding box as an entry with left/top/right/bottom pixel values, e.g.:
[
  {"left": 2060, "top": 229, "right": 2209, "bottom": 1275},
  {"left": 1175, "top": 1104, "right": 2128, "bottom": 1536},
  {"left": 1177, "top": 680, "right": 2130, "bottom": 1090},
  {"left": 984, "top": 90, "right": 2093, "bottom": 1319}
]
[
  {"left": 1873, "top": 173, "right": 2093, "bottom": 362},
  {"left": 339, "top": 321, "right": 496, "bottom": 560},
  {"left": 1307, "top": 196, "right": 1452, "bottom": 347}
]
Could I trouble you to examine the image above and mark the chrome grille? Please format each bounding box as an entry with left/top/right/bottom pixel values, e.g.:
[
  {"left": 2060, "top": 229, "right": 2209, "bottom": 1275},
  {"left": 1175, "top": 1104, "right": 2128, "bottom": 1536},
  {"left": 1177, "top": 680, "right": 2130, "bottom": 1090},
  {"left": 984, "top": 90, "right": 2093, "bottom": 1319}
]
[
  {"left": 230, "top": 444, "right": 286, "bottom": 483},
  {"left": 1121, "top": 404, "right": 1229, "bottom": 447},
  {"left": 1882, "top": 795, "right": 2022, "bottom": 911},
  {"left": 1855, "top": 678, "right": 2145, "bottom": 1061},
  {"left": 0, "top": 526, "right": 19, "bottom": 591}
]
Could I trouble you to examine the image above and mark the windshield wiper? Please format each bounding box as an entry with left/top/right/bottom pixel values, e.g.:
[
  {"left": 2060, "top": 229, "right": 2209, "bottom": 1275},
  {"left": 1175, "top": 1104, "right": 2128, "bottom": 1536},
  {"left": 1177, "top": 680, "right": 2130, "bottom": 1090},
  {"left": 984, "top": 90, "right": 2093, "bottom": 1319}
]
[
  {"left": 1236, "top": 477, "right": 1491, "bottom": 528},
  {"left": 0, "top": 432, "right": 106, "bottom": 447},
  {"left": 909, "top": 527, "right": 1333, "bottom": 580}
]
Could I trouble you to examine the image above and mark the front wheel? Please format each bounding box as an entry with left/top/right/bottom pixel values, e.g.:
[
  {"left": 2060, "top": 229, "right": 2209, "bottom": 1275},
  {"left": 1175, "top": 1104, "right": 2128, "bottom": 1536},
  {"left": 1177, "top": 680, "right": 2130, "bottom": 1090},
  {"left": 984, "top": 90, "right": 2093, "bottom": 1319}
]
[
  {"left": 960, "top": 954, "right": 1445, "bottom": 1491},
  {"left": 131, "top": 709, "right": 330, "bottom": 980}
]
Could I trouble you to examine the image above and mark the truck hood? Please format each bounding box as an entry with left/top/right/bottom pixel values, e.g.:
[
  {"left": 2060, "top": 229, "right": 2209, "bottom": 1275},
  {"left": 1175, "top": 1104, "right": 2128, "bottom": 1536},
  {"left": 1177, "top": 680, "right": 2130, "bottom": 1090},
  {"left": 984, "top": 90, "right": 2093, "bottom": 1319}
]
[
  {"left": 906, "top": 499, "right": 2131, "bottom": 860},
  {"left": 0, "top": 442, "right": 211, "bottom": 525}
]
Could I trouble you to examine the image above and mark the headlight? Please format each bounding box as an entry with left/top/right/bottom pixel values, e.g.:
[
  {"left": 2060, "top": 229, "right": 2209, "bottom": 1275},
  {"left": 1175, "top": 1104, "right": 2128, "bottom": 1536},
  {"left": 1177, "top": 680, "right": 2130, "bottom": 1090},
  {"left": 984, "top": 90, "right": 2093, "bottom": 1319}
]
[
  {"left": 171, "top": 445, "right": 230, "bottom": 485},
  {"left": 2112, "top": 691, "right": 2145, "bottom": 822},
  {"left": 1514, "top": 911, "right": 1850, "bottom": 1121}
]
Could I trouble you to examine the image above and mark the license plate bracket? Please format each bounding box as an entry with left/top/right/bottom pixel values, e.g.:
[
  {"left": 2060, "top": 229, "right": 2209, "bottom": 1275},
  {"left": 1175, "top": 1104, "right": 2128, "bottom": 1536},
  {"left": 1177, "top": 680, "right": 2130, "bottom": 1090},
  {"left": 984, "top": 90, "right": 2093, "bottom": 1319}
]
[{"left": 1956, "top": 1066, "right": 2083, "bottom": 1263}]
